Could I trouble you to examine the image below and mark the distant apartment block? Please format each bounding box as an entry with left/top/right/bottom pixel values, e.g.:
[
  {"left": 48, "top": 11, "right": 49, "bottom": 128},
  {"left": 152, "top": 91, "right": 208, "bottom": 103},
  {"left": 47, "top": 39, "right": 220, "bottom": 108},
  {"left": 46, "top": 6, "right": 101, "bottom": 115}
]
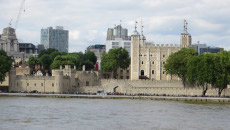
[
  {"left": 193, "top": 43, "right": 223, "bottom": 55},
  {"left": 86, "top": 44, "right": 106, "bottom": 70},
  {"left": 36, "top": 44, "right": 45, "bottom": 54},
  {"left": 19, "top": 43, "right": 36, "bottom": 54},
  {"left": 105, "top": 25, "right": 131, "bottom": 55},
  {"left": 41, "top": 26, "right": 69, "bottom": 52}
]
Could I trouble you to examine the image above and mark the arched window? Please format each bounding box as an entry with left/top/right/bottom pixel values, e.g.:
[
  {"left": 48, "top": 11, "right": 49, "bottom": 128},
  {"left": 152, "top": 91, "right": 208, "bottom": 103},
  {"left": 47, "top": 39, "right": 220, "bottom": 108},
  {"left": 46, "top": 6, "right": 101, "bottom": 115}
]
[
  {"left": 152, "top": 70, "right": 154, "bottom": 74},
  {"left": 142, "top": 61, "right": 144, "bottom": 64}
]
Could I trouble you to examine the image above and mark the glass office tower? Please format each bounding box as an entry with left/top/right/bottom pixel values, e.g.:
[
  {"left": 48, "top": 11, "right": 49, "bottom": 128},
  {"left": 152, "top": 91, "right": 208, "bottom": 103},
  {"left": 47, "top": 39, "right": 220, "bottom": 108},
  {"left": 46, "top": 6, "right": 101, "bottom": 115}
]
[{"left": 41, "top": 26, "right": 69, "bottom": 52}]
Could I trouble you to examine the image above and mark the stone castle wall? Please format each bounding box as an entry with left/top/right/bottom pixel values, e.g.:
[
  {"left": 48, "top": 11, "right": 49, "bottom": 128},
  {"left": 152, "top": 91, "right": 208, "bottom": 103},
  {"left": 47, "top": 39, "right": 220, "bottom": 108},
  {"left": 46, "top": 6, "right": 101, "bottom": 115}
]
[{"left": 76, "top": 79, "right": 230, "bottom": 97}]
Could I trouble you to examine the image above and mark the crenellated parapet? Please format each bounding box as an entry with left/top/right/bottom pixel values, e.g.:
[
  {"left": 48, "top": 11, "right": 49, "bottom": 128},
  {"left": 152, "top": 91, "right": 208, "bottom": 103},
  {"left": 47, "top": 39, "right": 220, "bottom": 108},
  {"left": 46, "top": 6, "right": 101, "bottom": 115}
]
[{"left": 143, "top": 43, "right": 181, "bottom": 49}]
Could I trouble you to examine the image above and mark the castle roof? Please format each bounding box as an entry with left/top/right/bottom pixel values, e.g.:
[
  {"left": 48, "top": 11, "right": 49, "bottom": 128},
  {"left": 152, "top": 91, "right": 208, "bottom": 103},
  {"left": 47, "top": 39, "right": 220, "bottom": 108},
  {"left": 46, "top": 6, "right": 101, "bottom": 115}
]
[{"left": 132, "top": 30, "right": 140, "bottom": 36}]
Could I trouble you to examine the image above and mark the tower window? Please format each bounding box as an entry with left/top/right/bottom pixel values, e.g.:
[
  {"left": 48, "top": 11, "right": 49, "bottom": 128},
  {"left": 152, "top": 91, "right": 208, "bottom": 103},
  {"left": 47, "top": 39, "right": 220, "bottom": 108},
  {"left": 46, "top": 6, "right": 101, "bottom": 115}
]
[
  {"left": 142, "top": 61, "right": 144, "bottom": 64},
  {"left": 152, "top": 70, "right": 154, "bottom": 74},
  {"left": 163, "top": 62, "right": 165, "bottom": 64},
  {"left": 152, "top": 61, "right": 154, "bottom": 64},
  {"left": 86, "top": 81, "right": 89, "bottom": 86},
  {"left": 163, "top": 55, "right": 165, "bottom": 58}
]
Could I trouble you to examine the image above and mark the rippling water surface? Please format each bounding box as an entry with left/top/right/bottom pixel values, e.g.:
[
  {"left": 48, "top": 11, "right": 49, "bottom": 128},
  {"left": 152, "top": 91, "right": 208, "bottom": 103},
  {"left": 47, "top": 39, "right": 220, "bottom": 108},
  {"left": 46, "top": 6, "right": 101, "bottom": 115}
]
[{"left": 0, "top": 97, "right": 230, "bottom": 130}]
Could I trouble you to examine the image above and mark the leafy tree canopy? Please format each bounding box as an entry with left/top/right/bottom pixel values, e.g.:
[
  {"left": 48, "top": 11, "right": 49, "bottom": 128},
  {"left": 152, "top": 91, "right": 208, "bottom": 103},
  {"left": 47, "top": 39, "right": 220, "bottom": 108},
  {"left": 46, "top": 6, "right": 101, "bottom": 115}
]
[
  {"left": 40, "top": 54, "right": 52, "bottom": 68},
  {"left": 84, "top": 51, "right": 97, "bottom": 65},
  {"left": 0, "top": 50, "right": 12, "bottom": 83},
  {"left": 38, "top": 48, "right": 58, "bottom": 58},
  {"left": 186, "top": 53, "right": 216, "bottom": 96},
  {"left": 164, "top": 48, "right": 198, "bottom": 87},
  {"left": 50, "top": 54, "right": 80, "bottom": 70},
  {"left": 212, "top": 51, "right": 230, "bottom": 96},
  {"left": 101, "top": 47, "right": 130, "bottom": 72},
  {"left": 27, "top": 56, "right": 41, "bottom": 66}
]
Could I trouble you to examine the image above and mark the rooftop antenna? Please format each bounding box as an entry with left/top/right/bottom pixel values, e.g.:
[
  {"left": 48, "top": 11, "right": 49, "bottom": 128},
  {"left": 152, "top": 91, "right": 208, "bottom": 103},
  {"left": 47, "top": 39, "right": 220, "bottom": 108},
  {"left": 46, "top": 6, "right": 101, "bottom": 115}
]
[
  {"left": 141, "top": 20, "right": 144, "bottom": 36},
  {"left": 186, "top": 20, "right": 188, "bottom": 30},
  {"left": 184, "top": 19, "right": 186, "bottom": 30},
  {"left": 135, "top": 20, "right": 138, "bottom": 31}
]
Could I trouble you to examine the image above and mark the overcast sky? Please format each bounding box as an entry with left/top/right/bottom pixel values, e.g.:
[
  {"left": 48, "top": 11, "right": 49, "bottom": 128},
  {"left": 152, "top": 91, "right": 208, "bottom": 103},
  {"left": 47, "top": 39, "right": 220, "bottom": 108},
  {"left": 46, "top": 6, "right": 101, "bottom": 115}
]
[{"left": 0, "top": 0, "right": 230, "bottom": 52}]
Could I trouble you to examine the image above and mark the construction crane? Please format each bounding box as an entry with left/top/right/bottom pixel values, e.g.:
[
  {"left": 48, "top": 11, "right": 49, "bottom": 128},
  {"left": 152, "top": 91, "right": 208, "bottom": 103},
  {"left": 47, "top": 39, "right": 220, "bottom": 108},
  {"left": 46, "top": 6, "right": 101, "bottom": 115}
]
[
  {"left": 8, "top": 19, "right": 13, "bottom": 27},
  {"left": 15, "top": 0, "right": 26, "bottom": 30}
]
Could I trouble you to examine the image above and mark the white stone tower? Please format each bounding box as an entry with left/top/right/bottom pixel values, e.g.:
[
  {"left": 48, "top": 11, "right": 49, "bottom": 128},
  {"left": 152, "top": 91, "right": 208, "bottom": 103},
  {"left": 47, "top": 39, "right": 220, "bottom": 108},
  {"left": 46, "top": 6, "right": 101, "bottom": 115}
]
[
  {"left": 180, "top": 20, "right": 192, "bottom": 48},
  {"left": 131, "top": 22, "right": 141, "bottom": 80},
  {"left": 0, "top": 27, "right": 19, "bottom": 54}
]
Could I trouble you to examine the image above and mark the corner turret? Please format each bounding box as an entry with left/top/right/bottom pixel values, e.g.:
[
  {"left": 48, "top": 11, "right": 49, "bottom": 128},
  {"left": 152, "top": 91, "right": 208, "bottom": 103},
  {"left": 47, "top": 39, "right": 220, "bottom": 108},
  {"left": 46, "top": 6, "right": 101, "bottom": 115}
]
[
  {"left": 180, "top": 19, "right": 192, "bottom": 48},
  {"left": 131, "top": 21, "right": 141, "bottom": 80}
]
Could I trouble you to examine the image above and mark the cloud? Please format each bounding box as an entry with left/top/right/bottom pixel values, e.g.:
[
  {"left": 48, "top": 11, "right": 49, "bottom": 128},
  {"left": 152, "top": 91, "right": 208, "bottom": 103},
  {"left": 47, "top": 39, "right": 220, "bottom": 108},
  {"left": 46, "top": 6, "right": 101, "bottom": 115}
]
[
  {"left": 69, "top": 30, "right": 80, "bottom": 40},
  {"left": 0, "top": 0, "right": 230, "bottom": 52}
]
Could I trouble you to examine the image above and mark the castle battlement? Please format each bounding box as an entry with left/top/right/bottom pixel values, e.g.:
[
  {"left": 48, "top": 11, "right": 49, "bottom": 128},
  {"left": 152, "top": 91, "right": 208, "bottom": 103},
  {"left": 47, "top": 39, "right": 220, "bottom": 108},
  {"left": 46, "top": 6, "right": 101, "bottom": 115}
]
[
  {"left": 143, "top": 43, "right": 181, "bottom": 48},
  {"left": 16, "top": 75, "right": 55, "bottom": 80}
]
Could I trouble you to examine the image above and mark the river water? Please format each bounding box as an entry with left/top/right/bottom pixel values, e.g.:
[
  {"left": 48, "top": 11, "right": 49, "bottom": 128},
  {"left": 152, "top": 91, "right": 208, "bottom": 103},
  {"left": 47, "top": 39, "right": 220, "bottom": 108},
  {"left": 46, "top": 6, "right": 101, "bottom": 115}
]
[{"left": 0, "top": 97, "right": 230, "bottom": 130}]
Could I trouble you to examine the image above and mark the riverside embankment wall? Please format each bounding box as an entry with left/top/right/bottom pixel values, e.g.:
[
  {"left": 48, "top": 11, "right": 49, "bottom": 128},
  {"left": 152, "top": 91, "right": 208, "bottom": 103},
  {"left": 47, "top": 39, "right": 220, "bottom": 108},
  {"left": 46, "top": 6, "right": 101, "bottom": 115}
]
[
  {"left": 1, "top": 93, "right": 230, "bottom": 103},
  {"left": 76, "top": 79, "right": 230, "bottom": 97}
]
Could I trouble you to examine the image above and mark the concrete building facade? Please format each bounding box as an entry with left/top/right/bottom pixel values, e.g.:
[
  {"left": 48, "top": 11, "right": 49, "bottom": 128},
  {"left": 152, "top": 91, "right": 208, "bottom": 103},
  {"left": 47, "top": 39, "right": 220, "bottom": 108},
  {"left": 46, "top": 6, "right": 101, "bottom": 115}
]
[
  {"left": 41, "top": 26, "right": 69, "bottom": 52},
  {"left": 0, "top": 27, "right": 32, "bottom": 64},
  {"left": 19, "top": 43, "right": 37, "bottom": 54},
  {"left": 105, "top": 25, "right": 131, "bottom": 54},
  {"left": 192, "top": 43, "right": 223, "bottom": 55}
]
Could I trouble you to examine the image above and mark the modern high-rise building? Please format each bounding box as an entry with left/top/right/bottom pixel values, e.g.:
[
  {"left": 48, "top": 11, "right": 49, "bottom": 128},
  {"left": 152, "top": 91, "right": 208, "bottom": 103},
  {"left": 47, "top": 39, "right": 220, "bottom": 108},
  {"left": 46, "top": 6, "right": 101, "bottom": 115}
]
[
  {"left": 41, "top": 26, "right": 69, "bottom": 52},
  {"left": 105, "top": 25, "right": 131, "bottom": 54}
]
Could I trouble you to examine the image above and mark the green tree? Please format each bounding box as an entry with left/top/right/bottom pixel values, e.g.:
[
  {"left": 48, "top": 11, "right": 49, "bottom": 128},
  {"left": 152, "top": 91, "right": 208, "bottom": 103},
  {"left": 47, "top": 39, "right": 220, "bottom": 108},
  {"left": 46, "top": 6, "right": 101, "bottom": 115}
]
[
  {"left": 27, "top": 56, "right": 41, "bottom": 67},
  {"left": 186, "top": 54, "right": 216, "bottom": 96},
  {"left": 40, "top": 54, "right": 52, "bottom": 69},
  {"left": 49, "top": 51, "right": 61, "bottom": 62},
  {"left": 213, "top": 51, "right": 230, "bottom": 97},
  {"left": 164, "top": 48, "right": 198, "bottom": 87},
  {"left": 101, "top": 47, "right": 130, "bottom": 78},
  {"left": 83, "top": 60, "right": 94, "bottom": 71},
  {"left": 84, "top": 51, "right": 97, "bottom": 65},
  {"left": 0, "top": 50, "right": 12, "bottom": 83},
  {"left": 50, "top": 54, "right": 80, "bottom": 70},
  {"left": 38, "top": 48, "right": 58, "bottom": 58}
]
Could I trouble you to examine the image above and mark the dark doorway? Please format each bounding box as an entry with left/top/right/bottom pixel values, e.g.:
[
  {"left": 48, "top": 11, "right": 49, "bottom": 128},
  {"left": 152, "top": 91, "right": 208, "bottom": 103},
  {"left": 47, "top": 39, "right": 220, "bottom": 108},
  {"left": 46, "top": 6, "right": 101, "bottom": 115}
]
[{"left": 141, "top": 70, "right": 144, "bottom": 76}]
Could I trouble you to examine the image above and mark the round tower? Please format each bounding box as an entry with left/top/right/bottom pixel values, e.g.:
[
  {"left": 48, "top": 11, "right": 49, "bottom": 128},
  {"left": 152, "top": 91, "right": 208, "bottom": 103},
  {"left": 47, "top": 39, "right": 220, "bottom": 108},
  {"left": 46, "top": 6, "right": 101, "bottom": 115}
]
[
  {"left": 9, "top": 69, "right": 16, "bottom": 92},
  {"left": 53, "top": 70, "right": 63, "bottom": 93}
]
